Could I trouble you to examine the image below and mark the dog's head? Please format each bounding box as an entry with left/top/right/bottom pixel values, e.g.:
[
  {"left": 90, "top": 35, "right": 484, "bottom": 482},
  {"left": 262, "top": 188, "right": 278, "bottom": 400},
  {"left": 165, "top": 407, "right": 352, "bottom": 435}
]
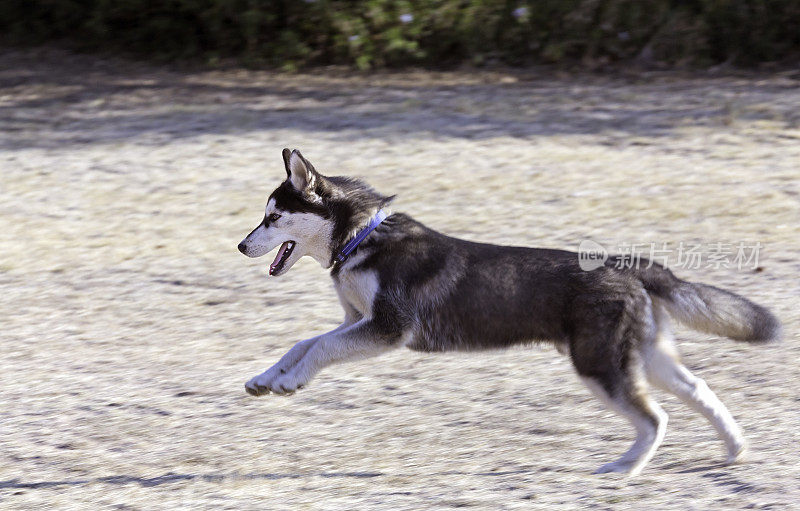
[{"left": 238, "top": 148, "right": 392, "bottom": 276}]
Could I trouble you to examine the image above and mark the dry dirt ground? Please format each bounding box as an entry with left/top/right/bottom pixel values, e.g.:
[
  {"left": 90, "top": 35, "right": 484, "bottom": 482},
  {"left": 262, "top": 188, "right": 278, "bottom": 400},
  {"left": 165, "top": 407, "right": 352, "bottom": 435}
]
[{"left": 1, "top": 48, "right": 799, "bottom": 510}]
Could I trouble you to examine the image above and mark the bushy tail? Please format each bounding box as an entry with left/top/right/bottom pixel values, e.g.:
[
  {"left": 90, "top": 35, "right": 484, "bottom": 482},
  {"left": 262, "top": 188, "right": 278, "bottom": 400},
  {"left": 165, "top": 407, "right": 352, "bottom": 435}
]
[
  {"left": 661, "top": 281, "right": 782, "bottom": 342},
  {"left": 633, "top": 265, "right": 782, "bottom": 342}
]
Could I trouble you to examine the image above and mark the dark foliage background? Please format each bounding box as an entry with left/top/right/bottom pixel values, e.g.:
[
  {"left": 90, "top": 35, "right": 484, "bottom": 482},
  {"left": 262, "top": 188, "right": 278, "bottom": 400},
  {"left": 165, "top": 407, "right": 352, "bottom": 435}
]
[{"left": 1, "top": 0, "right": 799, "bottom": 68}]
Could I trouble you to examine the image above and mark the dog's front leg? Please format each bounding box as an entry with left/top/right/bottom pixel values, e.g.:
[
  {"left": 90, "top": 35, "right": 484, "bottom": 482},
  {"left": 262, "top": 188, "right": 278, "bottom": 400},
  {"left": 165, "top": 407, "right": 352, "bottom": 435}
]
[
  {"left": 244, "top": 321, "right": 355, "bottom": 396},
  {"left": 245, "top": 337, "right": 317, "bottom": 396},
  {"left": 266, "top": 319, "right": 403, "bottom": 395},
  {"left": 244, "top": 317, "right": 366, "bottom": 396}
]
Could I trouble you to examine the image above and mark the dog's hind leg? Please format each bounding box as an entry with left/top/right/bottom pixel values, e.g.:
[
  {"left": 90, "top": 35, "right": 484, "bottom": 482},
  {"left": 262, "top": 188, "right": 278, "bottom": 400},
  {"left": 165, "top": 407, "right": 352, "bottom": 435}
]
[
  {"left": 579, "top": 374, "right": 668, "bottom": 476},
  {"left": 570, "top": 291, "right": 667, "bottom": 476},
  {"left": 643, "top": 312, "right": 746, "bottom": 463}
]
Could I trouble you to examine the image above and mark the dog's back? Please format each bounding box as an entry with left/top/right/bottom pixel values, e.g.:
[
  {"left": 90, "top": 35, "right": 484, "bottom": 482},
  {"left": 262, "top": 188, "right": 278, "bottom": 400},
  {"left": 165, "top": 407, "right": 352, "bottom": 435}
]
[{"left": 349, "top": 213, "right": 780, "bottom": 353}]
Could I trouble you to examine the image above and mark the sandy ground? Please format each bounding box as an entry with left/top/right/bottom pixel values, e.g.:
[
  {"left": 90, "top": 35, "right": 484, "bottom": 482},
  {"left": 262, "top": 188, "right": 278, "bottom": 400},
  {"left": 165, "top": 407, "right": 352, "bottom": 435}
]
[{"left": 1, "top": 48, "right": 799, "bottom": 510}]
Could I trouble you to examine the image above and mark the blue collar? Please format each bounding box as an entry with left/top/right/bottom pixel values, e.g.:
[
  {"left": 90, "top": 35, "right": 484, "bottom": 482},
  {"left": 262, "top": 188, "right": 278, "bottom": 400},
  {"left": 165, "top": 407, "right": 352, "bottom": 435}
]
[{"left": 335, "top": 209, "right": 388, "bottom": 263}]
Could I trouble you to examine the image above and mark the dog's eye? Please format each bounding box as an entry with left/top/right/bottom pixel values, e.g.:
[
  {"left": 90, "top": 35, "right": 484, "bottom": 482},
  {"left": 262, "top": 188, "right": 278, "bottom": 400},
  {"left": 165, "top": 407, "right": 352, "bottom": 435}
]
[{"left": 268, "top": 213, "right": 281, "bottom": 223}]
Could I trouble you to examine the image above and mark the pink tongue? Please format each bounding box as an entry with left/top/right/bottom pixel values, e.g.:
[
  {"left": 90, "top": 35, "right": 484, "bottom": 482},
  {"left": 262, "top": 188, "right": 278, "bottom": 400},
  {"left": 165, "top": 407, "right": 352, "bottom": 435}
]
[{"left": 270, "top": 241, "right": 291, "bottom": 271}]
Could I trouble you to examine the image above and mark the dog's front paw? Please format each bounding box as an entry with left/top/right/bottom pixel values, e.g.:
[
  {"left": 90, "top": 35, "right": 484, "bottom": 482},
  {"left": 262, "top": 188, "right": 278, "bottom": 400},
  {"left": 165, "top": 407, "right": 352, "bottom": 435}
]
[
  {"left": 244, "top": 368, "right": 305, "bottom": 396},
  {"left": 268, "top": 371, "right": 307, "bottom": 396},
  {"left": 244, "top": 369, "right": 287, "bottom": 396},
  {"left": 244, "top": 372, "right": 273, "bottom": 396},
  {"left": 244, "top": 361, "right": 293, "bottom": 396}
]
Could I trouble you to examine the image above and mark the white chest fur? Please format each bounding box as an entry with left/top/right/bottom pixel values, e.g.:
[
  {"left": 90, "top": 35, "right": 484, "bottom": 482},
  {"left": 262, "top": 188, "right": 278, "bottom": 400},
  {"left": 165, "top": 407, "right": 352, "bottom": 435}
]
[{"left": 334, "top": 267, "right": 380, "bottom": 318}]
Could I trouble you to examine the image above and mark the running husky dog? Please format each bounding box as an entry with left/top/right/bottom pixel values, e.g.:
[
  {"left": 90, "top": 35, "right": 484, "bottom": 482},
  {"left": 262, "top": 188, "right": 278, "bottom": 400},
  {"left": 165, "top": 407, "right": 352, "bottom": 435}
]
[{"left": 238, "top": 149, "right": 781, "bottom": 476}]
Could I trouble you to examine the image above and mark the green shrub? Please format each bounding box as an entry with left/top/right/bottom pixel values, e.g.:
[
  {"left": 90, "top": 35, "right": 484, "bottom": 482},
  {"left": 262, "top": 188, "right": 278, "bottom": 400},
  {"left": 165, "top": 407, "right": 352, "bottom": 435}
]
[{"left": 1, "top": 0, "right": 798, "bottom": 67}]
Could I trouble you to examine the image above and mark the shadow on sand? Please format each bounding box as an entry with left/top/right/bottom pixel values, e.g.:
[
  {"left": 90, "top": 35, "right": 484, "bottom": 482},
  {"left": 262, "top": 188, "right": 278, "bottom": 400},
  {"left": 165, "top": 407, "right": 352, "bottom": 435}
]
[{"left": 1, "top": 468, "right": 543, "bottom": 490}]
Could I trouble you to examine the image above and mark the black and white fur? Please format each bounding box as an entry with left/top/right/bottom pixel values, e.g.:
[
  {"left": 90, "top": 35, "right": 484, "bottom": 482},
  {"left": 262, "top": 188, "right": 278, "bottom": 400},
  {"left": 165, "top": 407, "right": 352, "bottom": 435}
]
[{"left": 238, "top": 149, "right": 782, "bottom": 476}]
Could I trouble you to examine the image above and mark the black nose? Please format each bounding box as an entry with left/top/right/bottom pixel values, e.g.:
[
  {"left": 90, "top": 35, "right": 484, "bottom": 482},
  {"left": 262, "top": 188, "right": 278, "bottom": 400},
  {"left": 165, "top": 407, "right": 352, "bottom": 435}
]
[{"left": 238, "top": 242, "right": 248, "bottom": 255}]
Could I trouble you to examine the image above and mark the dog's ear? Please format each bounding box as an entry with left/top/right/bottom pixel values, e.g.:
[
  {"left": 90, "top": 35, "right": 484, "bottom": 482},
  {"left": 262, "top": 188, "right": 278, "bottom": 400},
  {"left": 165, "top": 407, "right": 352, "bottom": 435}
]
[
  {"left": 283, "top": 149, "right": 316, "bottom": 191},
  {"left": 281, "top": 148, "right": 292, "bottom": 173}
]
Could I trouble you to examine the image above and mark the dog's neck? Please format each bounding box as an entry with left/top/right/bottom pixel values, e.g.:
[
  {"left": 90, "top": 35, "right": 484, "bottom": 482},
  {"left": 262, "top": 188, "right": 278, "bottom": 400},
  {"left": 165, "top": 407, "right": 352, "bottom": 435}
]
[
  {"left": 328, "top": 209, "right": 389, "bottom": 268},
  {"left": 334, "top": 209, "right": 388, "bottom": 264}
]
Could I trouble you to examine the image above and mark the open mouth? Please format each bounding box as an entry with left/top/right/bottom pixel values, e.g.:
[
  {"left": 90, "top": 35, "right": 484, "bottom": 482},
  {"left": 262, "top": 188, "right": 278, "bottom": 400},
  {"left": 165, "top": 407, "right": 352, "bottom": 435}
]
[{"left": 269, "top": 241, "right": 296, "bottom": 275}]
